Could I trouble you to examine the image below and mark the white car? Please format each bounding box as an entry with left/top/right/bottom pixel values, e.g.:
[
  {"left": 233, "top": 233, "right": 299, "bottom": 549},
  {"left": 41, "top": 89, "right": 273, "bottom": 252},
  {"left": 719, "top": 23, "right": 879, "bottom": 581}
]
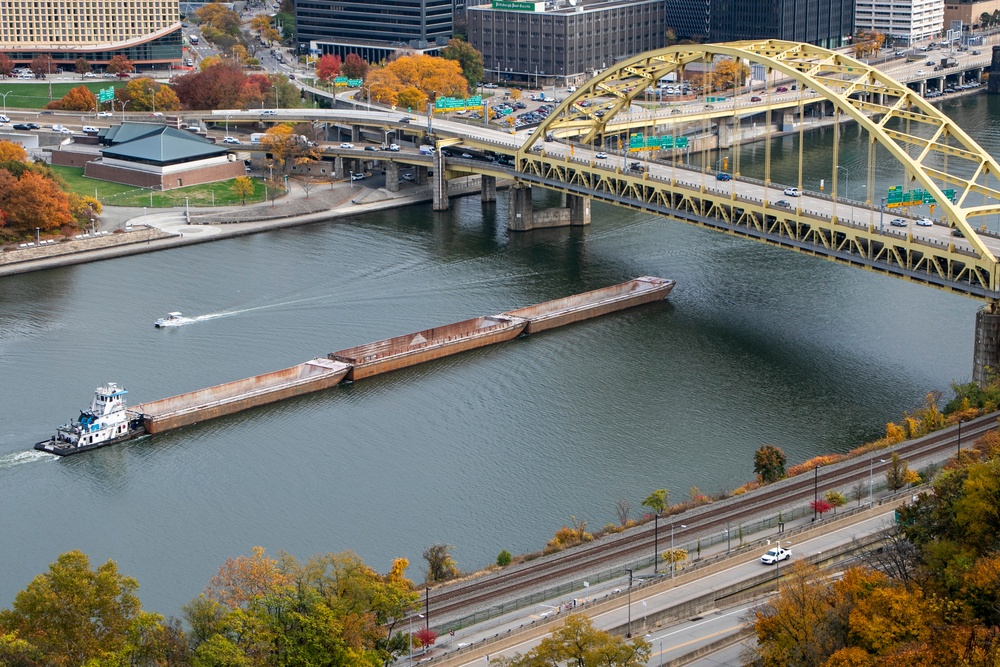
[
  {"left": 97, "top": 111, "right": 114, "bottom": 118},
  {"left": 222, "top": 136, "right": 240, "bottom": 144},
  {"left": 760, "top": 547, "right": 791, "bottom": 564},
  {"left": 595, "top": 152, "right": 608, "bottom": 159},
  {"left": 783, "top": 187, "right": 801, "bottom": 197},
  {"left": 82, "top": 126, "right": 99, "bottom": 133},
  {"left": 350, "top": 172, "right": 365, "bottom": 181},
  {"left": 83, "top": 72, "right": 98, "bottom": 78},
  {"left": 340, "top": 142, "right": 355, "bottom": 149},
  {"left": 0, "top": 114, "right": 9, "bottom": 123},
  {"left": 401, "top": 173, "right": 415, "bottom": 181},
  {"left": 915, "top": 217, "right": 934, "bottom": 227},
  {"left": 51, "top": 124, "right": 66, "bottom": 132},
  {"left": 59, "top": 128, "right": 75, "bottom": 135},
  {"left": 261, "top": 109, "right": 277, "bottom": 116},
  {"left": 387, "top": 144, "right": 401, "bottom": 152}
]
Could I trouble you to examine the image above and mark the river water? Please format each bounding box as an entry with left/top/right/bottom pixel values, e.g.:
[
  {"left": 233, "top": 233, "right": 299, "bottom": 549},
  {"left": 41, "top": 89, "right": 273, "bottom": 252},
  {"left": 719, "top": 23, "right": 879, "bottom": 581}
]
[{"left": 0, "top": 94, "right": 996, "bottom": 617}]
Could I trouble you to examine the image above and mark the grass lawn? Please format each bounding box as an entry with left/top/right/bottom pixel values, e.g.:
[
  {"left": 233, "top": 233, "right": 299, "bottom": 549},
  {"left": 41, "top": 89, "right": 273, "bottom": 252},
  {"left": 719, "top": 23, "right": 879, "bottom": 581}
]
[
  {"left": 49, "top": 165, "right": 269, "bottom": 207},
  {"left": 1, "top": 81, "right": 126, "bottom": 110}
]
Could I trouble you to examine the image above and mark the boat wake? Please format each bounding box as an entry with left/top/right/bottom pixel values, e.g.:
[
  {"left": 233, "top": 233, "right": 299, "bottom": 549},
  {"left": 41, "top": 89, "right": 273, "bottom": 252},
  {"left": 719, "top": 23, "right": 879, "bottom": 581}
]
[{"left": 0, "top": 449, "right": 58, "bottom": 468}]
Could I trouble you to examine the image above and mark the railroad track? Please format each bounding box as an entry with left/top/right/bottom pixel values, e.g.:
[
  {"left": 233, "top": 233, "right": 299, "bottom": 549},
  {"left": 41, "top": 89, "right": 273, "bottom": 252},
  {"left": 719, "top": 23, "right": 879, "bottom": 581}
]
[{"left": 423, "top": 412, "right": 997, "bottom": 626}]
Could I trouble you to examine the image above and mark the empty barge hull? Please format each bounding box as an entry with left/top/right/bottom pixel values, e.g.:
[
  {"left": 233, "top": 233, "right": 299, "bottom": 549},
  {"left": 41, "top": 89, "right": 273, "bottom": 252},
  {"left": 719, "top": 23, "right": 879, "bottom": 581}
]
[
  {"left": 329, "top": 315, "right": 527, "bottom": 381},
  {"left": 135, "top": 358, "right": 350, "bottom": 433},
  {"left": 503, "top": 276, "right": 675, "bottom": 334}
]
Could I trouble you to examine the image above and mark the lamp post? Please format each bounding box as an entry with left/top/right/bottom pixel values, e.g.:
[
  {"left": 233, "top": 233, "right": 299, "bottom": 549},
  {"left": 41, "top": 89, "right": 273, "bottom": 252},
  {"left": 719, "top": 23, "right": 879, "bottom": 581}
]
[
  {"left": 225, "top": 113, "right": 231, "bottom": 136},
  {"left": 813, "top": 465, "right": 819, "bottom": 521},
  {"left": 425, "top": 587, "right": 430, "bottom": 631},
  {"left": 625, "top": 568, "right": 633, "bottom": 638},
  {"left": 880, "top": 196, "right": 887, "bottom": 233},
  {"left": 120, "top": 99, "right": 131, "bottom": 122},
  {"left": 836, "top": 164, "right": 849, "bottom": 201},
  {"left": 653, "top": 512, "right": 660, "bottom": 573},
  {"left": 274, "top": 84, "right": 280, "bottom": 109},
  {"left": 957, "top": 418, "right": 964, "bottom": 457},
  {"left": 408, "top": 613, "right": 424, "bottom": 667},
  {"left": 670, "top": 522, "right": 686, "bottom": 578},
  {"left": 775, "top": 541, "right": 791, "bottom": 589},
  {"left": 0, "top": 90, "right": 12, "bottom": 114},
  {"left": 35, "top": 227, "right": 39, "bottom": 245},
  {"left": 869, "top": 458, "right": 886, "bottom": 506}
]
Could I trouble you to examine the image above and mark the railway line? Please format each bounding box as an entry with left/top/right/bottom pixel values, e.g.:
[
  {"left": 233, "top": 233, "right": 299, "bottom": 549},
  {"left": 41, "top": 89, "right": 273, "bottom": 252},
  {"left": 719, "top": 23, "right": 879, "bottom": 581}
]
[{"left": 424, "top": 411, "right": 997, "bottom": 627}]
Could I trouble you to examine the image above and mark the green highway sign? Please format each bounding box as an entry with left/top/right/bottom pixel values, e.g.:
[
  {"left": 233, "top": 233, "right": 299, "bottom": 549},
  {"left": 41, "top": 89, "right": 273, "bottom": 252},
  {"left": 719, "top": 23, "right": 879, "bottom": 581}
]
[
  {"left": 98, "top": 87, "right": 114, "bottom": 103},
  {"left": 629, "top": 134, "right": 688, "bottom": 151},
  {"left": 347, "top": 78, "right": 362, "bottom": 87},
  {"left": 886, "top": 186, "right": 956, "bottom": 208},
  {"left": 334, "top": 76, "right": 348, "bottom": 87},
  {"left": 434, "top": 95, "right": 483, "bottom": 111},
  {"left": 706, "top": 96, "right": 726, "bottom": 102}
]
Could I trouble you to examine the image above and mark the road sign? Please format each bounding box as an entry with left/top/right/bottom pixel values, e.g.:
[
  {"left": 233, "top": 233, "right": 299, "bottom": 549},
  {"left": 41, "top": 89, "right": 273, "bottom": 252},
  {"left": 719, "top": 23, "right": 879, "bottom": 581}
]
[
  {"left": 98, "top": 87, "right": 114, "bottom": 103},
  {"left": 347, "top": 78, "right": 362, "bottom": 87},
  {"left": 334, "top": 76, "right": 348, "bottom": 87},
  {"left": 886, "top": 186, "right": 956, "bottom": 208}
]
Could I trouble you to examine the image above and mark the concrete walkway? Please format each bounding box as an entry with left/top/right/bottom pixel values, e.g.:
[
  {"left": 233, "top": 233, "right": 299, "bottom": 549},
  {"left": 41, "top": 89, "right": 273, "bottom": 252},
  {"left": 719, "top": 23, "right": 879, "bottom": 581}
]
[{"left": 0, "top": 176, "right": 492, "bottom": 277}]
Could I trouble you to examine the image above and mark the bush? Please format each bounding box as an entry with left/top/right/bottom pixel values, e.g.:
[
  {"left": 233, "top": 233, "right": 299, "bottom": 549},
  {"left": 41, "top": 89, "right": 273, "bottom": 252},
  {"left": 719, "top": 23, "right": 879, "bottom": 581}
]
[{"left": 496, "top": 550, "right": 512, "bottom": 567}]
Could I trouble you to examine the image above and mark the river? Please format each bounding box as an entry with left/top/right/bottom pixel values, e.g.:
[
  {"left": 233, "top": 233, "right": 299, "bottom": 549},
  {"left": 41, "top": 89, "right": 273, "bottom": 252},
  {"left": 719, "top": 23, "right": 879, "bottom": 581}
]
[{"left": 0, "top": 93, "right": 996, "bottom": 617}]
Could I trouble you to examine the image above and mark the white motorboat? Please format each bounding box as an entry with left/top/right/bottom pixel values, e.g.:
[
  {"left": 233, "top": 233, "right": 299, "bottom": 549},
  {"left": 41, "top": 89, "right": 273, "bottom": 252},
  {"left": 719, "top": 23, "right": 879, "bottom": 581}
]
[{"left": 154, "top": 312, "right": 188, "bottom": 328}]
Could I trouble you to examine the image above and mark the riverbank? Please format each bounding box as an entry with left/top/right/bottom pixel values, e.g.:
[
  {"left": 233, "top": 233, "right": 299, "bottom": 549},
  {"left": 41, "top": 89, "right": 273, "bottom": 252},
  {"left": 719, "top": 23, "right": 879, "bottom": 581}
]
[{"left": 0, "top": 175, "right": 501, "bottom": 277}]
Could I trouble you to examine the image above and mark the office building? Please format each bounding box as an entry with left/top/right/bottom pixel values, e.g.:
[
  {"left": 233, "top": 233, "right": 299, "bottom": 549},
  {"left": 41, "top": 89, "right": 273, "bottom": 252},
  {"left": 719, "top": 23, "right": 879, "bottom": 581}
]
[
  {"left": 296, "top": 0, "right": 453, "bottom": 62},
  {"left": 709, "top": 0, "right": 854, "bottom": 48},
  {"left": 855, "top": 0, "right": 944, "bottom": 44},
  {"left": 666, "top": 0, "right": 710, "bottom": 41},
  {"left": 0, "top": 0, "right": 182, "bottom": 68},
  {"left": 468, "top": 0, "right": 667, "bottom": 85}
]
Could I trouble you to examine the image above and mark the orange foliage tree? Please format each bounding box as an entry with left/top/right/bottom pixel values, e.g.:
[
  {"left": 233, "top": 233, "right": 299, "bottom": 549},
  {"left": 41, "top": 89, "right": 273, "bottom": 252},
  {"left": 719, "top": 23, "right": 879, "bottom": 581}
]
[
  {"left": 0, "top": 140, "right": 27, "bottom": 163},
  {"left": 0, "top": 169, "right": 73, "bottom": 238},
  {"left": 119, "top": 78, "right": 181, "bottom": 112},
  {"left": 316, "top": 54, "right": 341, "bottom": 81},
  {"left": 365, "top": 54, "right": 468, "bottom": 109},
  {"left": 203, "top": 545, "right": 292, "bottom": 609},
  {"left": 51, "top": 85, "right": 97, "bottom": 111}
]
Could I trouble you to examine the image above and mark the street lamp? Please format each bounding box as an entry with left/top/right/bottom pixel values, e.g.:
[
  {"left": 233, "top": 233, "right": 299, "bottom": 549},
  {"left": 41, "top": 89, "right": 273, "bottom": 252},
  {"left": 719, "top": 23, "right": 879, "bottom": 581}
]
[
  {"left": 225, "top": 113, "right": 231, "bottom": 136},
  {"left": 957, "top": 418, "right": 964, "bottom": 458},
  {"left": 836, "top": 164, "right": 849, "bottom": 201},
  {"left": 625, "top": 568, "right": 633, "bottom": 638},
  {"left": 119, "top": 99, "right": 131, "bottom": 122},
  {"left": 775, "top": 541, "right": 791, "bottom": 589},
  {"left": 0, "top": 90, "right": 12, "bottom": 114},
  {"left": 670, "top": 522, "right": 686, "bottom": 578},
  {"left": 813, "top": 465, "right": 820, "bottom": 521},
  {"left": 408, "top": 613, "right": 424, "bottom": 667},
  {"left": 35, "top": 227, "right": 39, "bottom": 245},
  {"left": 653, "top": 512, "right": 660, "bottom": 573},
  {"left": 869, "top": 458, "right": 887, "bottom": 506}
]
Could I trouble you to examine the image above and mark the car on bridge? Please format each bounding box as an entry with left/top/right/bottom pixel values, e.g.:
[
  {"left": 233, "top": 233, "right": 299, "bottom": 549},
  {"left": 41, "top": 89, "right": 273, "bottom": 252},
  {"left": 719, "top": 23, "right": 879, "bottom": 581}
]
[
  {"left": 761, "top": 546, "right": 791, "bottom": 564},
  {"left": 750, "top": 96, "right": 762, "bottom": 102},
  {"left": 783, "top": 187, "right": 801, "bottom": 197},
  {"left": 775, "top": 86, "right": 788, "bottom": 92},
  {"left": 364, "top": 146, "right": 380, "bottom": 151},
  {"left": 775, "top": 200, "right": 792, "bottom": 208},
  {"left": 340, "top": 142, "right": 355, "bottom": 149},
  {"left": 387, "top": 144, "right": 401, "bottom": 151},
  {"left": 890, "top": 218, "right": 908, "bottom": 227},
  {"left": 716, "top": 173, "right": 732, "bottom": 181},
  {"left": 915, "top": 217, "right": 934, "bottom": 227},
  {"left": 222, "top": 136, "right": 240, "bottom": 144},
  {"left": 595, "top": 152, "right": 608, "bottom": 159}
]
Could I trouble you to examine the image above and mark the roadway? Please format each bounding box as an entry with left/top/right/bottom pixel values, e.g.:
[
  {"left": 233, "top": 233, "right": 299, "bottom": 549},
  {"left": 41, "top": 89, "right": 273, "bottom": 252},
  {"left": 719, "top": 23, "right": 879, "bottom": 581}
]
[{"left": 429, "top": 507, "right": 899, "bottom": 667}]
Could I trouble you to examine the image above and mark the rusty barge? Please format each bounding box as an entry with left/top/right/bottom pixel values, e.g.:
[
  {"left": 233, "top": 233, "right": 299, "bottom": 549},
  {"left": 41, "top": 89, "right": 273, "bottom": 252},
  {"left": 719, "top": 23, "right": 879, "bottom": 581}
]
[{"left": 35, "top": 277, "right": 674, "bottom": 455}]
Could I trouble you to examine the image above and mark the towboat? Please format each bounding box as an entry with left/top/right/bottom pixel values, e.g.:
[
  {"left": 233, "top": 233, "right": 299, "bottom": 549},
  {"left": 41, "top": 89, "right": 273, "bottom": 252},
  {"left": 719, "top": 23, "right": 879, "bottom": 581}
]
[
  {"left": 155, "top": 312, "right": 187, "bottom": 328},
  {"left": 34, "top": 383, "right": 146, "bottom": 456}
]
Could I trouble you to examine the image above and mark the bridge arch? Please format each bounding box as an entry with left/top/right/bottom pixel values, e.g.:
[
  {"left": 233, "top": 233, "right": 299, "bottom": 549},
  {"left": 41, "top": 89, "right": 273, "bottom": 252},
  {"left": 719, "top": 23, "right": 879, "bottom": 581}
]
[{"left": 520, "top": 40, "right": 1000, "bottom": 261}]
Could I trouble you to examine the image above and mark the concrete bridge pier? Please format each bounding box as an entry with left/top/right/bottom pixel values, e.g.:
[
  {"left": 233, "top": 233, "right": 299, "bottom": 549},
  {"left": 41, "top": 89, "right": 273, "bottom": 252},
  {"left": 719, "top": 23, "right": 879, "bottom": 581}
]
[
  {"left": 778, "top": 110, "right": 795, "bottom": 132},
  {"left": 973, "top": 305, "right": 1000, "bottom": 384},
  {"left": 334, "top": 156, "right": 344, "bottom": 179},
  {"left": 351, "top": 126, "right": 361, "bottom": 143},
  {"left": 385, "top": 161, "right": 400, "bottom": 193},
  {"left": 415, "top": 166, "right": 429, "bottom": 185},
  {"left": 481, "top": 175, "right": 497, "bottom": 203},
  {"left": 567, "top": 193, "right": 591, "bottom": 226},
  {"left": 990, "top": 46, "right": 1000, "bottom": 95},
  {"left": 432, "top": 152, "right": 449, "bottom": 211},
  {"left": 508, "top": 183, "right": 534, "bottom": 231}
]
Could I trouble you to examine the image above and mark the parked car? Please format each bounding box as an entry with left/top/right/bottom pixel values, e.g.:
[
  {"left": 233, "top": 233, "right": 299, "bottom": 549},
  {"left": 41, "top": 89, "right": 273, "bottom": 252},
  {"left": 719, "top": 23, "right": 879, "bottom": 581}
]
[
  {"left": 401, "top": 173, "right": 415, "bottom": 181},
  {"left": 716, "top": 173, "right": 732, "bottom": 181},
  {"left": 915, "top": 217, "right": 934, "bottom": 227},
  {"left": 340, "top": 142, "right": 355, "bottom": 148},
  {"left": 760, "top": 547, "right": 791, "bottom": 564},
  {"left": 890, "top": 218, "right": 908, "bottom": 227},
  {"left": 83, "top": 72, "right": 98, "bottom": 78},
  {"left": 783, "top": 187, "right": 801, "bottom": 196}
]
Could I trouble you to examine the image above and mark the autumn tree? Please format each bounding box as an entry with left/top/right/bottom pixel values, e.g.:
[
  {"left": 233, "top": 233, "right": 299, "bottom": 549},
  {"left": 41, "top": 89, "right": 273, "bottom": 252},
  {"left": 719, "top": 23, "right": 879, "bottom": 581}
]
[
  {"left": 0, "top": 550, "right": 175, "bottom": 667},
  {"left": 53, "top": 85, "right": 97, "bottom": 111},
  {"left": 641, "top": 488, "right": 669, "bottom": 515},
  {"left": 316, "top": 54, "right": 341, "bottom": 81},
  {"left": 204, "top": 546, "right": 293, "bottom": 609},
  {"left": 233, "top": 176, "right": 255, "bottom": 205},
  {"left": 0, "top": 168, "right": 72, "bottom": 237},
  {"left": 0, "top": 53, "right": 14, "bottom": 79},
  {"left": 754, "top": 444, "right": 787, "bottom": 484},
  {"left": 441, "top": 38, "right": 484, "bottom": 89},
  {"left": 29, "top": 54, "right": 54, "bottom": 79},
  {"left": 261, "top": 124, "right": 320, "bottom": 175},
  {"left": 172, "top": 61, "right": 251, "bottom": 109},
  {"left": 74, "top": 57, "right": 91, "bottom": 76},
  {"left": 885, "top": 451, "right": 913, "bottom": 492},
  {"left": 824, "top": 490, "right": 847, "bottom": 513},
  {"left": 495, "top": 614, "right": 650, "bottom": 667},
  {"left": 196, "top": 2, "right": 242, "bottom": 37},
  {"left": 616, "top": 497, "right": 632, "bottom": 525},
  {"left": 342, "top": 53, "right": 369, "bottom": 80},
  {"left": 0, "top": 140, "right": 27, "bottom": 163},
  {"left": 810, "top": 498, "right": 834, "bottom": 518},
  {"left": 106, "top": 54, "right": 134, "bottom": 75},
  {"left": 423, "top": 543, "right": 460, "bottom": 582},
  {"left": 712, "top": 58, "right": 749, "bottom": 90},
  {"left": 119, "top": 77, "right": 180, "bottom": 112}
]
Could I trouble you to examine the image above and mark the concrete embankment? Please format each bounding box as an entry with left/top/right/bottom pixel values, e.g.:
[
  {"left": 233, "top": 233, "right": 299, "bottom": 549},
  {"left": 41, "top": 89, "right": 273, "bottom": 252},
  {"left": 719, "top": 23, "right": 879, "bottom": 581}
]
[{"left": 0, "top": 177, "right": 504, "bottom": 278}]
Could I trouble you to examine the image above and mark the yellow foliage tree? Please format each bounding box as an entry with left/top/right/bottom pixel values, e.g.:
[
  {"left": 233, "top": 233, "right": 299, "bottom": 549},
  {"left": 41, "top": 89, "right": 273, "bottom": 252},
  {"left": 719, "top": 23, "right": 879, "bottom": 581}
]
[
  {"left": 232, "top": 176, "right": 254, "bottom": 205},
  {"left": 204, "top": 546, "right": 293, "bottom": 609},
  {"left": 364, "top": 54, "right": 467, "bottom": 109},
  {"left": 712, "top": 59, "right": 749, "bottom": 90},
  {"left": 0, "top": 140, "right": 27, "bottom": 163}
]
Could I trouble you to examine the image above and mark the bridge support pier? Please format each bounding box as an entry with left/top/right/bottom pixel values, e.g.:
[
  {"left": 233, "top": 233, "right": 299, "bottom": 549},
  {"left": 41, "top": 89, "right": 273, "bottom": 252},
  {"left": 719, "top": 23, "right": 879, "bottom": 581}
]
[
  {"left": 334, "top": 156, "right": 344, "bottom": 179},
  {"left": 351, "top": 126, "right": 361, "bottom": 143},
  {"left": 990, "top": 46, "right": 1000, "bottom": 95},
  {"left": 567, "top": 193, "right": 591, "bottom": 226},
  {"left": 385, "top": 161, "right": 400, "bottom": 193},
  {"left": 481, "top": 175, "right": 497, "bottom": 203},
  {"left": 973, "top": 306, "right": 1000, "bottom": 385},
  {"left": 432, "top": 151, "right": 449, "bottom": 211},
  {"left": 507, "top": 185, "right": 590, "bottom": 231},
  {"left": 415, "top": 166, "right": 429, "bottom": 185}
]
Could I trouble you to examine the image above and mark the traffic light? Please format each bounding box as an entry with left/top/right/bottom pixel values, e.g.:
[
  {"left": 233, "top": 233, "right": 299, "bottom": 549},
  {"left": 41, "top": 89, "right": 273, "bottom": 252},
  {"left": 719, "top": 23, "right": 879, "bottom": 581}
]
[
  {"left": 723, "top": 157, "right": 728, "bottom": 170},
  {"left": 930, "top": 204, "right": 936, "bottom": 214},
  {"left": 618, "top": 137, "right": 623, "bottom": 150}
]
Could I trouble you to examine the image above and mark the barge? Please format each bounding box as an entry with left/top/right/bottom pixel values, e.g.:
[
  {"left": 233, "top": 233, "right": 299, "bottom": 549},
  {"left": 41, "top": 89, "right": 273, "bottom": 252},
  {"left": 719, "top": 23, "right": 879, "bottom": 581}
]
[
  {"left": 329, "top": 315, "right": 528, "bottom": 381},
  {"left": 504, "top": 276, "right": 674, "bottom": 334},
  {"left": 33, "top": 278, "right": 674, "bottom": 454},
  {"left": 135, "top": 358, "right": 350, "bottom": 434}
]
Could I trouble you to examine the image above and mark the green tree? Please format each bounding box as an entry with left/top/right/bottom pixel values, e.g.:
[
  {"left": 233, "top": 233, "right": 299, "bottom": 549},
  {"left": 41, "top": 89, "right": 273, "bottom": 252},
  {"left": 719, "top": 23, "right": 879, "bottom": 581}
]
[
  {"left": 0, "top": 550, "right": 170, "bottom": 667},
  {"left": 641, "top": 488, "right": 669, "bottom": 515},
  {"left": 496, "top": 550, "right": 513, "bottom": 567},
  {"left": 824, "top": 490, "right": 847, "bottom": 514},
  {"left": 885, "top": 452, "right": 910, "bottom": 492},
  {"left": 423, "top": 543, "right": 460, "bottom": 582},
  {"left": 754, "top": 444, "right": 787, "bottom": 484},
  {"left": 495, "top": 614, "right": 650, "bottom": 666},
  {"left": 441, "top": 38, "right": 484, "bottom": 90}
]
